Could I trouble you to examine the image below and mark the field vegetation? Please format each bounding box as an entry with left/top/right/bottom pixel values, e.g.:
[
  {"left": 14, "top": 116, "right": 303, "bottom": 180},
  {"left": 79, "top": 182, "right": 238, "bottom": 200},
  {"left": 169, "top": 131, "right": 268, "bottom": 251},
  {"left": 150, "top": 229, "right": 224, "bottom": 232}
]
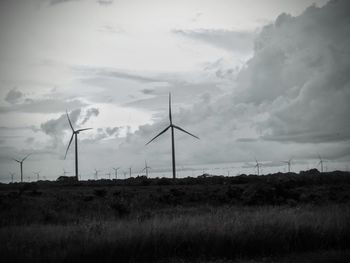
[{"left": 0, "top": 169, "right": 350, "bottom": 262}]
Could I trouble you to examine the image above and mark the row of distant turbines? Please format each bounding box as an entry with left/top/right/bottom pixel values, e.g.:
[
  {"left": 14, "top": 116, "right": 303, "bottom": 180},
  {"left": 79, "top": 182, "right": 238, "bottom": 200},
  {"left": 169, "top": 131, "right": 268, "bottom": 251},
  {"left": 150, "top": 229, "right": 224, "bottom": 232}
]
[{"left": 11, "top": 93, "right": 328, "bottom": 183}]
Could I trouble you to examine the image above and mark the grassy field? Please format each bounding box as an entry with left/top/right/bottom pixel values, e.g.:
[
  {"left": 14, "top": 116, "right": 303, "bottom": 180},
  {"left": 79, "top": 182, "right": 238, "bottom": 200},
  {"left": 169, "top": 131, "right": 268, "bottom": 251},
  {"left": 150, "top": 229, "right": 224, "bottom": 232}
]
[{"left": 0, "top": 170, "right": 350, "bottom": 262}]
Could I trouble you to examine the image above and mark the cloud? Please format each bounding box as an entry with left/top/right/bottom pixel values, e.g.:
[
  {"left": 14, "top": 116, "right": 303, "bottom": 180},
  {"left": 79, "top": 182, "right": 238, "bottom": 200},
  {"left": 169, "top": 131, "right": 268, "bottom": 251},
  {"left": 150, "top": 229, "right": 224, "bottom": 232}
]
[
  {"left": 115, "top": 0, "right": 350, "bottom": 167},
  {"left": 41, "top": 109, "right": 81, "bottom": 137},
  {"left": 173, "top": 29, "right": 256, "bottom": 54},
  {"left": 0, "top": 98, "right": 87, "bottom": 114},
  {"left": 81, "top": 107, "right": 99, "bottom": 125},
  {"left": 235, "top": 0, "right": 350, "bottom": 143},
  {"left": 4, "top": 88, "right": 24, "bottom": 104}
]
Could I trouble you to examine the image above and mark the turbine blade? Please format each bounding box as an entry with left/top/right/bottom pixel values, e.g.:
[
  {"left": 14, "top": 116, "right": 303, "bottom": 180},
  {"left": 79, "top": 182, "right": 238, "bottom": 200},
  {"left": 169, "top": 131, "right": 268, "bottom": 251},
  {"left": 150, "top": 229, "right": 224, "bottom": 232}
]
[
  {"left": 66, "top": 110, "right": 74, "bottom": 131},
  {"left": 22, "top": 153, "right": 31, "bottom": 162},
  {"left": 141, "top": 167, "right": 146, "bottom": 172},
  {"left": 13, "top": 158, "right": 20, "bottom": 163},
  {"left": 169, "top": 93, "right": 172, "bottom": 124},
  {"left": 64, "top": 133, "right": 74, "bottom": 159},
  {"left": 173, "top": 125, "right": 199, "bottom": 139},
  {"left": 145, "top": 125, "right": 171, "bottom": 145},
  {"left": 76, "top": 128, "right": 92, "bottom": 132}
]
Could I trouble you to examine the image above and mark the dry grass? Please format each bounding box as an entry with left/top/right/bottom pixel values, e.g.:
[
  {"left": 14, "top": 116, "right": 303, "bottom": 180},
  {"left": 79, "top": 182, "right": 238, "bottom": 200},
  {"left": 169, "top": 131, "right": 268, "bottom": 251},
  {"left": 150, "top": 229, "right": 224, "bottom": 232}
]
[{"left": 1, "top": 205, "right": 350, "bottom": 262}]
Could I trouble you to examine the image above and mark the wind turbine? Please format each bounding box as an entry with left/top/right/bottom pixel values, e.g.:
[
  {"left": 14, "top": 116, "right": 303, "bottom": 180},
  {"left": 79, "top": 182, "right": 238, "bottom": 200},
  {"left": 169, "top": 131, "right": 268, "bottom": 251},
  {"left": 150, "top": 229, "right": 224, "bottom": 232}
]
[
  {"left": 255, "top": 158, "right": 262, "bottom": 175},
  {"left": 13, "top": 154, "right": 31, "bottom": 183},
  {"left": 146, "top": 93, "right": 199, "bottom": 179},
  {"left": 94, "top": 169, "right": 100, "bottom": 180},
  {"left": 62, "top": 169, "right": 70, "bottom": 176},
  {"left": 318, "top": 155, "right": 324, "bottom": 172},
  {"left": 113, "top": 167, "right": 120, "bottom": 179},
  {"left": 33, "top": 171, "right": 41, "bottom": 181},
  {"left": 141, "top": 160, "right": 151, "bottom": 177},
  {"left": 106, "top": 172, "right": 112, "bottom": 180},
  {"left": 64, "top": 110, "right": 92, "bottom": 181},
  {"left": 282, "top": 158, "right": 292, "bottom": 173},
  {"left": 10, "top": 172, "right": 15, "bottom": 183},
  {"left": 129, "top": 166, "right": 132, "bottom": 178}
]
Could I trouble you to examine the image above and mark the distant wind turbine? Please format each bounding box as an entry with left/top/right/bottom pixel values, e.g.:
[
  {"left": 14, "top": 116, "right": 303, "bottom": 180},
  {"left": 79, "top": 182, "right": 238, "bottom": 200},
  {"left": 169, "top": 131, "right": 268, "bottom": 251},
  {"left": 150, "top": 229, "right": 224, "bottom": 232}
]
[
  {"left": 33, "top": 171, "right": 41, "bottom": 181},
  {"left": 62, "top": 169, "right": 70, "bottom": 176},
  {"left": 129, "top": 166, "right": 132, "bottom": 178},
  {"left": 141, "top": 160, "right": 151, "bottom": 177},
  {"left": 106, "top": 172, "right": 111, "bottom": 180},
  {"left": 13, "top": 154, "right": 31, "bottom": 183},
  {"left": 94, "top": 169, "right": 100, "bottom": 180},
  {"left": 255, "top": 158, "right": 262, "bottom": 175},
  {"left": 146, "top": 93, "right": 199, "bottom": 179},
  {"left": 282, "top": 158, "right": 292, "bottom": 173},
  {"left": 10, "top": 172, "right": 15, "bottom": 183},
  {"left": 64, "top": 110, "right": 92, "bottom": 181},
  {"left": 113, "top": 167, "right": 120, "bottom": 179},
  {"left": 318, "top": 155, "right": 325, "bottom": 173}
]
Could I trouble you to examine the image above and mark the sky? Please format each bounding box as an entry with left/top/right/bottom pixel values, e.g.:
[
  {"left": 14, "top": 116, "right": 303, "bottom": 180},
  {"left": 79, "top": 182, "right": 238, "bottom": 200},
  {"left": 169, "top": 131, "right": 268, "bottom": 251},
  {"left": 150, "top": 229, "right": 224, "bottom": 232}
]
[{"left": 1, "top": 0, "right": 349, "bottom": 182}]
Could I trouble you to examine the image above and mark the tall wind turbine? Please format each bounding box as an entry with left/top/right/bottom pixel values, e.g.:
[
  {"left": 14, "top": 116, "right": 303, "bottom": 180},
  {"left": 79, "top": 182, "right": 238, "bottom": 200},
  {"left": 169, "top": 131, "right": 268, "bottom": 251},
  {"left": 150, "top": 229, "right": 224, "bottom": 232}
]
[
  {"left": 129, "top": 166, "right": 132, "bottom": 178},
  {"left": 282, "top": 158, "right": 292, "bottom": 173},
  {"left": 65, "top": 110, "right": 92, "bottom": 181},
  {"left": 146, "top": 93, "right": 199, "bottom": 179},
  {"left": 141, "top": 160, "right": 151, "bottom": 177},
  {"left": 113, "top": 167, "right": 120, "bottom": 179},
  {"left": 255, "top": 158, "right": 262, "bottom": 175},
  {"left": 13, "top": 154, "right": 31, "bottom": 183}
]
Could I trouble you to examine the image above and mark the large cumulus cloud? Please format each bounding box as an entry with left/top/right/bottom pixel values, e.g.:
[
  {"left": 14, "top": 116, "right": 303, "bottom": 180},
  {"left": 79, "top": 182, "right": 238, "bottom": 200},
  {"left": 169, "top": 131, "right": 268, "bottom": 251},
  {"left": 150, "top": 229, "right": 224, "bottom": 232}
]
[
  {"left": 235, "top": 0, "right": 350, "bottom": 143},
  {"left": 117, "top": 0, "right": 350, "bottom": 167}
]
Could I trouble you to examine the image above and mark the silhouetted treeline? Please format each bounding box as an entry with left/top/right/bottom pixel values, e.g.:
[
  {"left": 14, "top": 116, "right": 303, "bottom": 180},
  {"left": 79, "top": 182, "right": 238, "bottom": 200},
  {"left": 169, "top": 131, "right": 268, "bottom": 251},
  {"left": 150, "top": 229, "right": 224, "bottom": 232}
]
[{"left": 0, "top": 169, "right": 349, "bottom": 226}]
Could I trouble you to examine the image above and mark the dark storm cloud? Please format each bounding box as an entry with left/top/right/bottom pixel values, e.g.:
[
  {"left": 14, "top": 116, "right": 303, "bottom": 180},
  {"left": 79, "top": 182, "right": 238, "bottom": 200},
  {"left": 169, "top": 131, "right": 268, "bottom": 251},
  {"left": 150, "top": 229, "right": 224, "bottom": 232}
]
[
  {"left": 4, "top": 88, "right": 24, "bottom": 104},
  {"left": 173, "top": 29, "right": 255, "bottom": 53},
  {"left": 244, "top": 0, "right": 350, "bottom": 143}
]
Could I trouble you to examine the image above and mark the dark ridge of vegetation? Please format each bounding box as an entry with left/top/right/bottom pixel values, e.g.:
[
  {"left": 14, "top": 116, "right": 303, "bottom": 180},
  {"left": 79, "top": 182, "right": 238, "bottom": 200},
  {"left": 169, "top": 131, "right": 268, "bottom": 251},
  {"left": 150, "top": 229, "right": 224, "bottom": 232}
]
[{"left": 0, "top": 170, "right": 349, "bottom": 226}]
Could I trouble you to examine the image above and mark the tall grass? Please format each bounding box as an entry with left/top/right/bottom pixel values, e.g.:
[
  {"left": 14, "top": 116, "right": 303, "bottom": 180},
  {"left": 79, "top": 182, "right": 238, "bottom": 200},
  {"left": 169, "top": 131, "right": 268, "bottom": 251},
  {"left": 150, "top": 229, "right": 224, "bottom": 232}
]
[{"left": 1, "top": 205, "right": 350, "bottom": 262}]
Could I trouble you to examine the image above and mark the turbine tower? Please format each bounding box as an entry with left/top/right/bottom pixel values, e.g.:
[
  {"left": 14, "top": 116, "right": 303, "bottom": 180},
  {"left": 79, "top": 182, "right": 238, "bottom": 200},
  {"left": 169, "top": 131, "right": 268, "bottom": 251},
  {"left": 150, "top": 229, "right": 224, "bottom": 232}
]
[
  {"left": 113, "top": 167, "right": 120, "bottom": 179},
  {"left": 146, "top": 93, "right": 199, "bottom": 179},
  {"left": 106, "top": 172, "right": 111, "bottom": 180},
  {"left": 141, "top": 160, "right": 151, "bottom": 177},
  {"left": 282, "top": 159, "right": 292, "bottom": 173},
  {"left": 13, "top": 154, "right": 31, "bottom": 183},
  {"left": 255, "top": 158, "right": 262, "bottom": 175},
  {"left": 129, "top": 166, "right": 132, "bottom": 178},
  {"left": 65, "top": 110, "right": 92, "bottom": 181}
]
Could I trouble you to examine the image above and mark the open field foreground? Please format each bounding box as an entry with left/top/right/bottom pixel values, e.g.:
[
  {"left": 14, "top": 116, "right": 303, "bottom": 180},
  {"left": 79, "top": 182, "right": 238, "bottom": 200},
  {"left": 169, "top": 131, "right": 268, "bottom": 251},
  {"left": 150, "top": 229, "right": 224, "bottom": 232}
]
[{"left": 1, "top": 170, "right": 350, "bottom": 262}]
